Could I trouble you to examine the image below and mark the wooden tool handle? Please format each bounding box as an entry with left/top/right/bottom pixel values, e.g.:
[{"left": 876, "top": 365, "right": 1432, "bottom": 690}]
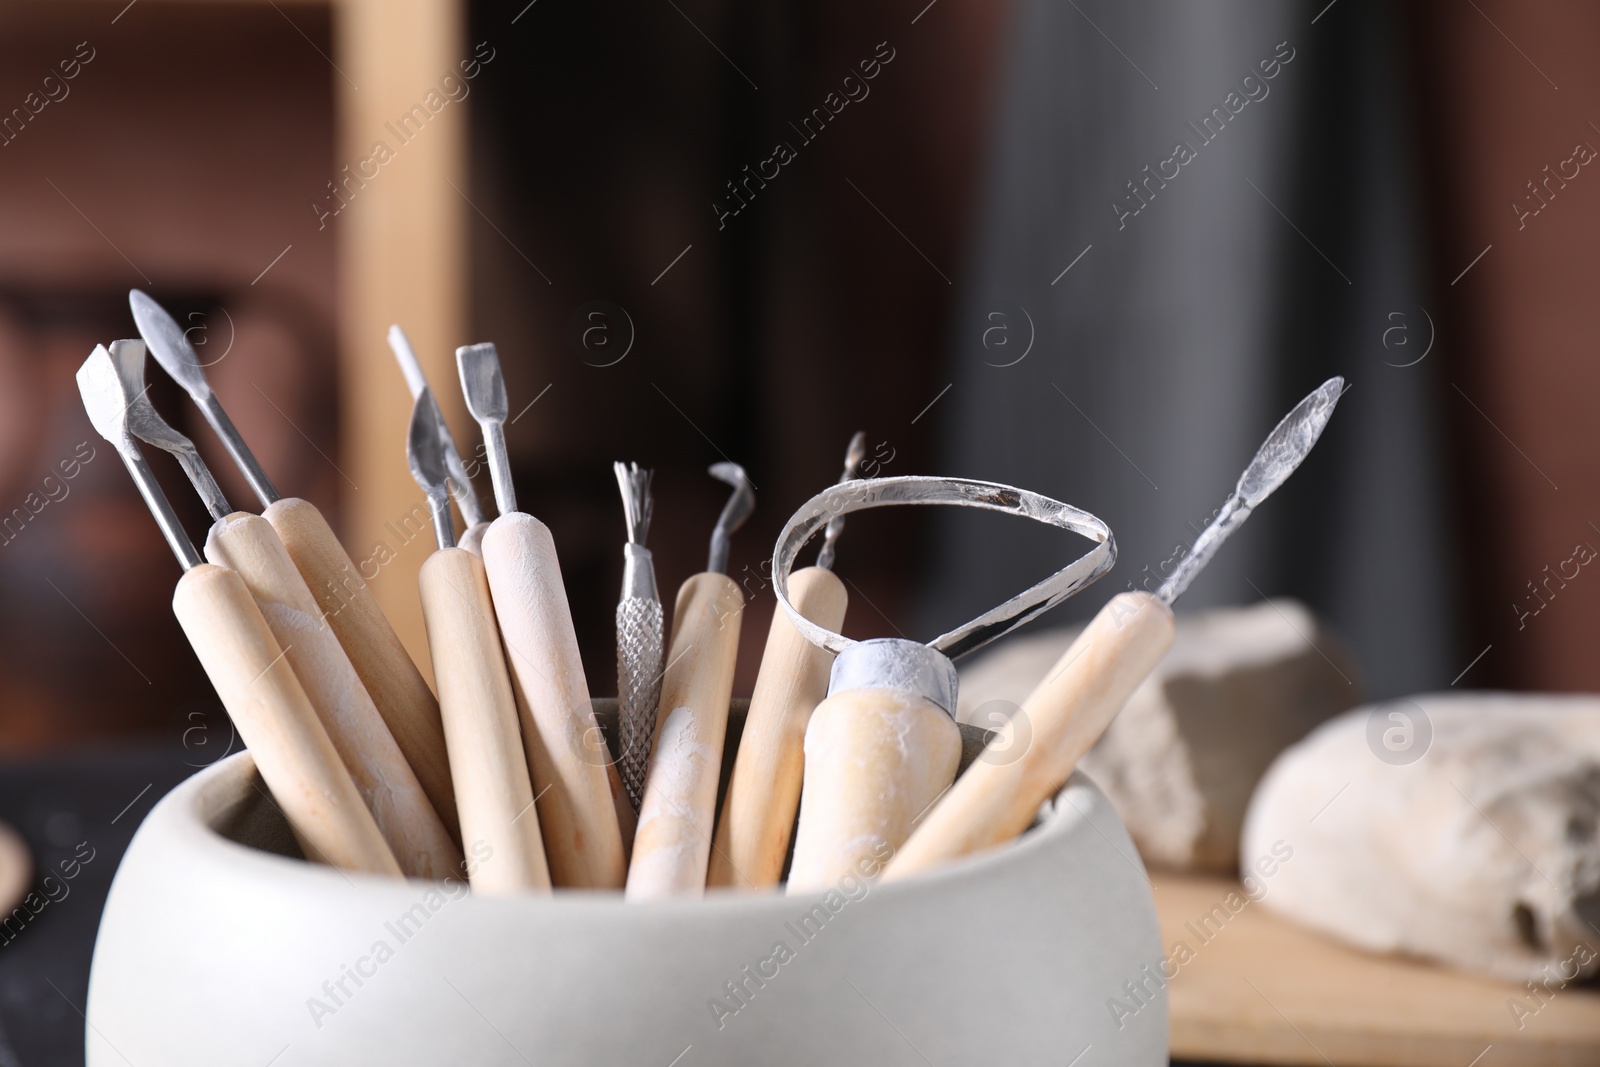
[
  {"left": 787, "top": 688, "right": 961, "bottom": 892},
  {"left": 625, "top": 572, "right": 743, "bottom": 900},
  {"left": 205, "top": 513, "right": 462, "bottom": 880},
  {"left": 885, "top": 591, "right": 1176, "bottom": 881},
  {"left": 481, "top": 513, "right": 626, "bottom": 889},
  {"left": 708, "top": 567, "right": 847, "bottom": 890},
  {"left": 173, "top": 564, "right": 401, "bottom": 877},
  {"left": 265, "top": 497, "right": 458, "bottom": 840},
  {"left": 459, "top": 521, "right": 490, "bottom": 557},
  {"left": 420, "top": 547, "right": 551, "bottom": 895}
]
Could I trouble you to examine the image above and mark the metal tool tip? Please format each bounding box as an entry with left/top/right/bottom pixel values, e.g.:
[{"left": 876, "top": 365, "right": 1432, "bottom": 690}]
[
  {"left": 76, "top": 345, "right": 130, "bottom": 448},
  {"left": 128, "top": 289, "right": 210, "bottom": 399},
  {"left": 407, "top": 387, "right": 450, "bottom": 494},
  {"left": 614, "top": 461, "right": 653, "bottom": 546},
  {"left": 107, "top": 337, "right": 147, "bottom": 393},
  {"left": 109, "top": 336, "right": 192, "bottom": 452},
  {"left": 386, "top": 324, "right": 427, "bottom": 399},
  {"left": 708, "top": 461, "right": 748, "bottom": 489},
  {"left": 456, "top": 343, "right": 507, "bottom": 422},
  {"left": 844, "top": 431, "right": 867, "bottom": 475},
  {"left": 816, "top": 432, "right": 868, "bottom": 570},
  {"left": 706, "top": 462, "right": 755, "bottom": 573},
  {"left": 1236, "top": 374, "right": 1348, "bottom": 507}
]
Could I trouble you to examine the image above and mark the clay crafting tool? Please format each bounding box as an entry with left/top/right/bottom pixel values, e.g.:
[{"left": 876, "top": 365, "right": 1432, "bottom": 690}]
[
  {"left": 613, "top": 462, "right": 662, "bottom": 812},
  {"left": 387, "top": 324, "right": 489, "bottom": 554},
  {"left": 708, "top": 433, "right": 864, "bottom": 890},
  {"left": 77, "top": 344, "right": 399, "bottom": 877},
  {"left": 458, "top": 343, "right": 627, "bottom": 888},
  {"left": 107, "top": 339, "right": 461, "bottom": 880},
  {"left": 626, "top": 463, "right": 755, "bottom": 900},
  {"left": 773, "top": 476, "right": 1115, "bottom": 892},
  {"left": 887, "top": 377, "right": 1346, "bottom": 880},
  {"left": 409, "top": 387, "right": 550, "bottom": 895},
  {"left": 129, "top": 290, "right": 459, "bottom": 843}
]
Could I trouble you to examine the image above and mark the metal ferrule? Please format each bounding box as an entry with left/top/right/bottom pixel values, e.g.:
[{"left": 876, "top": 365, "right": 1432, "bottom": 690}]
[
  {"left": 828, "top": 638, "right": 959, "bottom": 717},
  {"left": 621, "top": 542, "right": 658, "bottom": 602}
]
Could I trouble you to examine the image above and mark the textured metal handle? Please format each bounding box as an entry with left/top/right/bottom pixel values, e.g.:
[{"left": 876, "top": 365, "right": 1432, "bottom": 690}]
[{"left": 616, "top": 596, "right": 664, "bottom": 810}]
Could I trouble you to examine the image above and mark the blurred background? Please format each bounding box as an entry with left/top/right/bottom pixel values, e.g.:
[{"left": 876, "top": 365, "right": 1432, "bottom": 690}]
[
  {"left": 2, "top": 0, "right": 1595, "bottom": 755},
  {"left": 1, "top": 0, "right": 1598, "bottom": 1060}
]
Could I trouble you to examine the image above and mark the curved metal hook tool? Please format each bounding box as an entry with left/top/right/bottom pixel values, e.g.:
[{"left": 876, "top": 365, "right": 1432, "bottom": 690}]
[{"left": 706, "top": 462, "right": 754, "bottom": 575}]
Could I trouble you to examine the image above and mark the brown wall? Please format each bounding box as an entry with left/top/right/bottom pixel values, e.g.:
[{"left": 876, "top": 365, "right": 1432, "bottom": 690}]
[
  {"left": 1415, "top": 0, "right": 1600, "bottom": 691},
  {"left": 0, "top": 3, "right": 337, "bottom": 744}
]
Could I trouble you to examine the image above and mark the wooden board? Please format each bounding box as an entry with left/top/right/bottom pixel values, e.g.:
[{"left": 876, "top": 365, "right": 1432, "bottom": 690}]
[
  {"left": 1152, "top": 874, "right": 1600, "bottom": 1066},
  {"left": 335, "top": 0, "right": 467, "bottom": 684}
]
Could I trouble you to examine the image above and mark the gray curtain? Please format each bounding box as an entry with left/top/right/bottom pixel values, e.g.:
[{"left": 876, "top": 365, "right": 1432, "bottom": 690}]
[{"left": 921, "top": 0, "right": 1457, "bottom": 700}]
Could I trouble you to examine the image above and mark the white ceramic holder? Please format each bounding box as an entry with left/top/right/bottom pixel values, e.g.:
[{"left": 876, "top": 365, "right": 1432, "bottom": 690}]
[{"left": 86, "top": 705, "right": 1167, "bottom": 1065}]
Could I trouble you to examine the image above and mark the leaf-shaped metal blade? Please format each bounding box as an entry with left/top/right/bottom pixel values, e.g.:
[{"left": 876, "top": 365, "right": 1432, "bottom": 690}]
[
  {"left": 1236, "top": 376, "right": 1345, "bottom": 506},
  {"left": 407, "top": 387, "right": 455, "bottom": 549},
  {"left": 391, "top": 324, "right": 485, "bottom": 526},
  {"left": 407, "top": 387, "right": 450, "bottom": 496},
  {"left": 129, "top": 289, "right": 211, "bottom": 402},
  {"left": 1156, "top": 376, "right": 1346, "bottom": 604}
]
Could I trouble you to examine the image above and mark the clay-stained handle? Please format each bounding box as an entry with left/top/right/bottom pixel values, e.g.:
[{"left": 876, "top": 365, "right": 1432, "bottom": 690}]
[
  {"left": 482, "top": 513, "right": 626, "bottom": 889},
  {"left": 265, "top": 497, "right": 457, "bottom": 841},
  {"left": 205, "top": 513, "right": 463, "bottom": 880},
  {"left": 626, "top": 572, "right": 743, "bottom": 900},
  {"left": 459, "top": 521, "right": 490, "bottom": 557},
  {"left": 886, "top": 591, "right": 1176, "bottom": 880},
  {"left": 420, "top": 547, "right": 551, "bottom": 895},
  {"left": 173, "top": 564, "right": 401, "bottom": 877},
  {"left": 709, "top": 567, "right": 847, "bottom": 890},
  {"left": 787, "top": 688, "right": 961, "bottom": 892}
]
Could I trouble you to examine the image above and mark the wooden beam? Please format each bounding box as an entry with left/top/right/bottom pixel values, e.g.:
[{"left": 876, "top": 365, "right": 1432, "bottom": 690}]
[{"left": 334, "top": 0, "right": 467, "bottom": 681}]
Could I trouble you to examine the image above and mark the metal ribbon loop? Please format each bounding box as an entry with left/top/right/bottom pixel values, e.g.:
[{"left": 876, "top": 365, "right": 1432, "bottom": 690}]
[{"left": 771, "top": 475, "right": 1116, "bottom": 659}]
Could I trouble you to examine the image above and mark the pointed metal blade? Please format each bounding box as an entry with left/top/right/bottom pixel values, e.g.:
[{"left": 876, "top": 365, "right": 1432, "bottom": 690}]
[
  {"left": 407, "top": 387, "right": 450, "bottom": 497},
  {"left": 1156, "top": 376, "right": 1346, "bottom": 604},
  {"left": 129, "top": 289, "right": 211, "bottom": 402},
  {"left": 391, "top": 324, "right": 485, "bottom": 526},
  {"left": 408, "top": 387, "right": 457, "bottom": 549},
  {"left": 1236, "top": 376, "right": 1345, "bottom": 507}
]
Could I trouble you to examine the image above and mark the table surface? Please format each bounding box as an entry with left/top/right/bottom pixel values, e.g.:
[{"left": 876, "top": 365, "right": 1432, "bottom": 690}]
[{"left": 1154, "top": 873, "right": 1600, "bottom": 1067}]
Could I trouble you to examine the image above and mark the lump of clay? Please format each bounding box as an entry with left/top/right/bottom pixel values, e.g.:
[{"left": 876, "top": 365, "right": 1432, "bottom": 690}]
[
  {"left": 957, "top": 599, "right": 1359, "bottom": 872},
  {"left": 1242, "top": 693, "right": 1600, "bottom": 983}
]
